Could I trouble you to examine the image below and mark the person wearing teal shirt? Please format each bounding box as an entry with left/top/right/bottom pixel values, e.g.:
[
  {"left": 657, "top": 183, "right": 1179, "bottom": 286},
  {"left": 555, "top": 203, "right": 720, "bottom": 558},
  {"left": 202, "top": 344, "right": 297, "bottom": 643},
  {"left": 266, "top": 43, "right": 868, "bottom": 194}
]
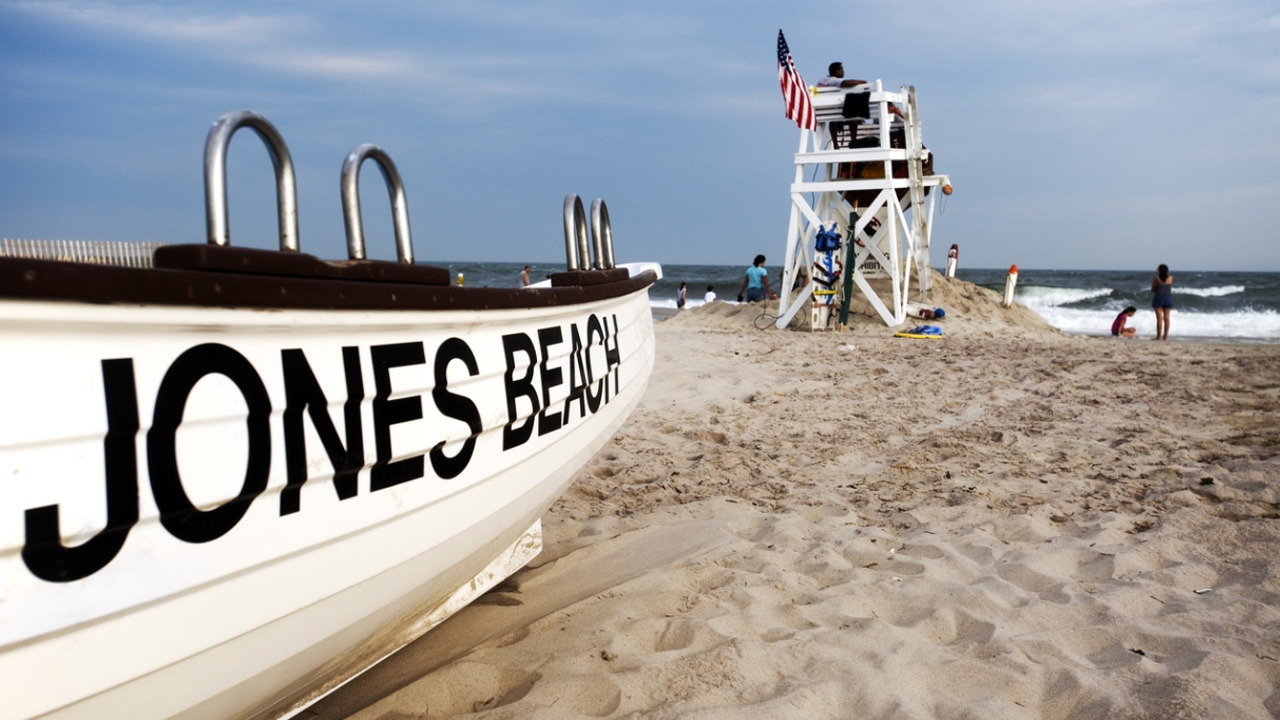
[{"left": 738, "top": 254, "right": 774, "bottom": 303}]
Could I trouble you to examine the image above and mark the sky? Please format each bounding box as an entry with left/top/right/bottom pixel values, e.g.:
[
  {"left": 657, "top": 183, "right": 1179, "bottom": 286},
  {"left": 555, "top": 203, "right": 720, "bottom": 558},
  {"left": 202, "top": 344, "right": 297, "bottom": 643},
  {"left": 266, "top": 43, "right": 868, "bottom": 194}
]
[{"left": 1, "top": 0, "right": 1278, "bottom": 272}]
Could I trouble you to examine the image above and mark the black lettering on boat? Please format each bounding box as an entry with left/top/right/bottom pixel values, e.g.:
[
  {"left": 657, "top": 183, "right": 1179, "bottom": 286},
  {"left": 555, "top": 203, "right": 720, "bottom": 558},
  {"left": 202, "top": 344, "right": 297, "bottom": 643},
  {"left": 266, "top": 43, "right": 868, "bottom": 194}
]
[
  {"left": 147, "top": 343, "right": 272, "bottom": 544},
  {"left": 370, "top": 342, "right": 426, "bottom": 491},
  {"left": 22, "top": 359, "right": 141, "bottom": 582},
  {"left": 536, "top": 326, "right": 565, "bottom": 436},
  {"left": 430, "top": 337, "right": 481, "bottom": 479},
  {"left": 280, "top": 347, "right": 365, "bottom": 515},
  {"left": 501, "top": 332, "right": 539, "bottom": 450},
  {"left": 604, "top": 314, "right": 621, "bottom": 402},
  {"left": 585, "top": 315, "right": 605, "bottom": 413},
  {"left": 562, "top": 323, "right": 589, "bottom": 427},
  {"left": 20, "top": 306, "right": 631, "bottom": 581}
]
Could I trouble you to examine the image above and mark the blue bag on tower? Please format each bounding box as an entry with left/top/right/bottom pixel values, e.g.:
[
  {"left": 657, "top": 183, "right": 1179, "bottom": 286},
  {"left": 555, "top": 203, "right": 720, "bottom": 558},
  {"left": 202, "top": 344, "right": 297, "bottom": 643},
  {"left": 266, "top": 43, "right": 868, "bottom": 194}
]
[{"left": 814, "top": 225, "right": 841, "bottom": 253}]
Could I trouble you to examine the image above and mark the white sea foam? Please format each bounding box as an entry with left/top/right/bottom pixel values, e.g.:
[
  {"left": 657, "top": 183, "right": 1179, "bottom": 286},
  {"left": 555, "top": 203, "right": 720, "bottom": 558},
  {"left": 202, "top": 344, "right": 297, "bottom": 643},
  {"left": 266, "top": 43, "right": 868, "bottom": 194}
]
[
  {"left": 1033, "top": 307, "right": 1280, "bottom": 340},
  {"left": 1179, "top": 285, "right": 1245, "bottom": 298},
  {"left": 1015, "top": 285, "right": 1112, "bottom": 308},
  {"left": 652, "top": 297, "right": 710, "bottom": 310}
]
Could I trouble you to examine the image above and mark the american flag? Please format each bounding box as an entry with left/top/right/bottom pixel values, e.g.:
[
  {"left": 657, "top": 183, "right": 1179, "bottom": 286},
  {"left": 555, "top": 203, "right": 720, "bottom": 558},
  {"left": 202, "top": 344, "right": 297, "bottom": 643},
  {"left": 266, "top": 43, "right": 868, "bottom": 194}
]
[{"left": 776, "top": 30, "right": 815, "bottom": 131}]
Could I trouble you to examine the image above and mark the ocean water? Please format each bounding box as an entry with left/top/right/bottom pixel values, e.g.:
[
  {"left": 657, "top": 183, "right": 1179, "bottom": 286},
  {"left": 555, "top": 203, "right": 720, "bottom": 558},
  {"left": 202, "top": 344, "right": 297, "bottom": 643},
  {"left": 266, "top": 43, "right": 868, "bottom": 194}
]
[
  {"left": 957, "top": 268, "right": 1280, "bottom": 342},
  {"left": 435, "top": 261, "right": 1280, "bottom": 342}
]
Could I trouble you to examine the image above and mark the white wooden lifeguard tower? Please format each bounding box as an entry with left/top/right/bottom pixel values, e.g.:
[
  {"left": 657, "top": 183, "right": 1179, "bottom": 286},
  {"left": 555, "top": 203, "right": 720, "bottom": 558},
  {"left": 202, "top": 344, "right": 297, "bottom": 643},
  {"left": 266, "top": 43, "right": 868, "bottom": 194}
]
[{"left": 776, "top": 81, "right": 952, "bottom": 330}]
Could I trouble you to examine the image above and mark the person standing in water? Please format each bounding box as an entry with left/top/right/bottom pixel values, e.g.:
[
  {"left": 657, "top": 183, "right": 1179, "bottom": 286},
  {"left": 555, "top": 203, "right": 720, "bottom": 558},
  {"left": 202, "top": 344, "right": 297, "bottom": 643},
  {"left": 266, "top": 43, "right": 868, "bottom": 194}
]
[
  {"left": 677, "top": 282, "right": 687, "bottom": 310},
  {"left": 1151, "top": 264, "right": 1173, "bottom": 340}
]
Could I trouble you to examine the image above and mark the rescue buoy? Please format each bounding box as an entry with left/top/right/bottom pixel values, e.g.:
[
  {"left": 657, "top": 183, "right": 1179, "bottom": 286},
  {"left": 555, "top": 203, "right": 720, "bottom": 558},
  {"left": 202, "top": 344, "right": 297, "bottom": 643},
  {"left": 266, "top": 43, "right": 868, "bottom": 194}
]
[{"left": 1002, "top": 264, "right": 1018, "bottom": 308}]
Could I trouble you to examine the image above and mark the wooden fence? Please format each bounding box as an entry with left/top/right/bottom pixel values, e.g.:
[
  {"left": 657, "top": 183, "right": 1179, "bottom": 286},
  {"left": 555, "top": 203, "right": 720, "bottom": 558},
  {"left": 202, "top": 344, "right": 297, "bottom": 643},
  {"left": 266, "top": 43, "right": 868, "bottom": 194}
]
[{"left": 0, "top": 238, "right": 166, "bottom": 268}]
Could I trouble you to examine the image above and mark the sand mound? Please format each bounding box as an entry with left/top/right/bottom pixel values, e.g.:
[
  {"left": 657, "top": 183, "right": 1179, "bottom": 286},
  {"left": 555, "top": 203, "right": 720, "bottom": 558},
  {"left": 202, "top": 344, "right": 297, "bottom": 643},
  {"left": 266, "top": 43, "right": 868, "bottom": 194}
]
[{"left": 667, "top": 269, "right": 1061, "bottom": 340}]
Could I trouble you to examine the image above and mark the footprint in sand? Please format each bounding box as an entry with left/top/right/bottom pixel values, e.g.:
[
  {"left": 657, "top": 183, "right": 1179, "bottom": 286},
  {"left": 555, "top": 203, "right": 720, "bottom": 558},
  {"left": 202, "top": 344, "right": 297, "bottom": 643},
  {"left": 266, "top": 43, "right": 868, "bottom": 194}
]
[
  {"left": 921, "top": 607, "right": 997, "bottom": 647},
  {"left": 716, "top": 552, "right": 770, "bottom": 575},
  {"left": 761, "top": 627, "right": 795, "bottom": 643},
  {"left": 883, "top": 559, "right": 926, "bottom": 576},
  {"left": 611, "top": 617, "right": 723, "bottom": 656},
  {"left": 955, "top": 541, "right": 997, "bottom": 566},
  {"left": 897, "top": 543, "right": 946, "bottom": 560},
  {"left": 1072, "top": 552, "right": 1116, "bottom": 583},
  {"left": 997, "top": 563, "right": 1072, "bottom": 604},
  {"left": 521, "top": 676, "right": 622, "bottom": 717},
  {"left": 655, "top": 618, "right": 699, "bottom": 652},
  {"left": 862, "top": 599, "right": 936, "bottom": 629},
  {"left": 378, "top": 662, "right": 540, "bottom": 716}
]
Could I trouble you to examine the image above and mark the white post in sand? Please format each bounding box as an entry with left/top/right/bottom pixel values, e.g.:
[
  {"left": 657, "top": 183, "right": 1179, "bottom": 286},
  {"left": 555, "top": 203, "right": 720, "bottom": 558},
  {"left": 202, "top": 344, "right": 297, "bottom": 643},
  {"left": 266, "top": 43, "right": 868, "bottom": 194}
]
[
  {"left": 1002, "top": 265, "right": 1018, "bottom": 308},
  {"left": 776, "top": 81, "right": 952, "bottom": 330}
]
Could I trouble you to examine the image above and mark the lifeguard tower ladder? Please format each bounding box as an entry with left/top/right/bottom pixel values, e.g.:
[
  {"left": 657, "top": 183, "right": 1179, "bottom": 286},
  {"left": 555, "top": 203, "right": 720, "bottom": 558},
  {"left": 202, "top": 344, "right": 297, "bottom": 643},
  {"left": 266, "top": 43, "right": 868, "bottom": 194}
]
[{"left": 776, "top": 81, "right": 951, "bottom": 330}]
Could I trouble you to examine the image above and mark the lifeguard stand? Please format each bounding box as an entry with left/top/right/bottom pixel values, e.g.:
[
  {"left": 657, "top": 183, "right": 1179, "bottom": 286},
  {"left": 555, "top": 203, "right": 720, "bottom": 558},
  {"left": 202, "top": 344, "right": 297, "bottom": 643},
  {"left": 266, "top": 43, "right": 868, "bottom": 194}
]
[{"left": 776, "top": 81, "right": 951, "bottom": 330}]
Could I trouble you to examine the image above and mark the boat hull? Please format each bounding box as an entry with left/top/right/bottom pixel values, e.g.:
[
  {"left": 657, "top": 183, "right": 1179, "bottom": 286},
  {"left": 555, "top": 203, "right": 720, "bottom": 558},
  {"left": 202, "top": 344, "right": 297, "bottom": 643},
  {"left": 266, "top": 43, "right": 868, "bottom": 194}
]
[{"left": 0, "top": 281, "right": 655, "bottom": 720}]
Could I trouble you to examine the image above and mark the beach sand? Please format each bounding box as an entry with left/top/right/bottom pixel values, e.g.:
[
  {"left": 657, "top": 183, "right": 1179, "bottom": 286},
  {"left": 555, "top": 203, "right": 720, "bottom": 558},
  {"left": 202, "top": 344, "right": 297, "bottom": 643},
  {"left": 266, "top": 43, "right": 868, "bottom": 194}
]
[{"left": 308, "top": 273, "right": 1280, "bottom": 719}]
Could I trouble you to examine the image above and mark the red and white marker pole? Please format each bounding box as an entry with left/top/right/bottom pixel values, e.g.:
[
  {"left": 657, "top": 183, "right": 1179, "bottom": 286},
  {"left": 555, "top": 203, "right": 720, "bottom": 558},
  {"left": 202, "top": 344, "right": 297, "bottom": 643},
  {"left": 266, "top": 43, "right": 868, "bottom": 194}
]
[{"left": 1002, "top": 264, "right": 1018, "bottom": 308}]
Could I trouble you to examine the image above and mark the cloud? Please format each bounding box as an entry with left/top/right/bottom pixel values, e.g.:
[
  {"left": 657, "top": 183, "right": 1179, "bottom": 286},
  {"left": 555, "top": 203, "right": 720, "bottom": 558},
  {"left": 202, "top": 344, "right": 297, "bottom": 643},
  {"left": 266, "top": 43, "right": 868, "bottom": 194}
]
[
  {"left": 11, "top": 1, "right": 444, "bottom": 87},
  {"left": 13, "top": 0, "right": 291, "bottom": 45},
  {"left": 264, "top": 51, "right": 414, "bottom": 82},
  {"left": 8, "top": 1, "right": 617, "bottom": 109}
]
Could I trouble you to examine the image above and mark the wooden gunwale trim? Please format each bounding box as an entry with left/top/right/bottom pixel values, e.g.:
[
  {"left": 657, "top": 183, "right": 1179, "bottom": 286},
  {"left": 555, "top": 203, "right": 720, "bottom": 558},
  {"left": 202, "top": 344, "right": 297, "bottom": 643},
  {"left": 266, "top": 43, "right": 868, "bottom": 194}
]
[{"left": 0, "top": 256, "right": 656, "bottom": 312}]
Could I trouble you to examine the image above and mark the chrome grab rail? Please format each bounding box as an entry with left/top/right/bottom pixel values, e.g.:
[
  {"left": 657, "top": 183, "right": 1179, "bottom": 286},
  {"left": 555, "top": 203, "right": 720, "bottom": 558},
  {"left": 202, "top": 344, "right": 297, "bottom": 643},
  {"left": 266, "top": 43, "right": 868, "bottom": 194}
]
[
  {"left": 590, "top": 198, "right": 615, "bottom": 270},
  {"left": 565, "top": 195, "right": 618, "bottom": 271},
  {"left": 340, "top": 144, "right": 414, "bottom": 264},
  {"left": 562, "top": 194, "right": 589, "bottom": 271},
  {"left": 203, "top": 111, "right": 299, "bottom": 251}
]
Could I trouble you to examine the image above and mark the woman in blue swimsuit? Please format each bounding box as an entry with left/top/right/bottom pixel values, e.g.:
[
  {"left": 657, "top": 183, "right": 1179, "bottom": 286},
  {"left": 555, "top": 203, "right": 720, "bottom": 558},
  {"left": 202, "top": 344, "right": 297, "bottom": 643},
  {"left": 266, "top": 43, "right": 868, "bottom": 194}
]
[{"left": 1151, "top": 263, "right": 1173, "bottom": 340}]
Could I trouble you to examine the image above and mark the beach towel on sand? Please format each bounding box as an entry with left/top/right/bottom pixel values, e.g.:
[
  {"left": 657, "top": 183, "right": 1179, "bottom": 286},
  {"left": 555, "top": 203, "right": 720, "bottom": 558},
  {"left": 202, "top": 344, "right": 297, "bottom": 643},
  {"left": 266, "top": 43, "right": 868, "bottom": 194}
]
[{"left": 894, "top": 325, "right": 943, "bottom": 339}]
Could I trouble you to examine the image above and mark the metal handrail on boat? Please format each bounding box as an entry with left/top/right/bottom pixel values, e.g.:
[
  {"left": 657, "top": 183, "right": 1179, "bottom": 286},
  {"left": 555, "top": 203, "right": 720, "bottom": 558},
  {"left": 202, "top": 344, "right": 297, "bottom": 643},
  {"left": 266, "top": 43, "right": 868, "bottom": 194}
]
[
  {"left": 204, "top": 110, "right": 300, "bottom": 252},
  {"left": 563, "top": 194, "right": 616, "bottom": 271},
  {"left": 340, "top": 144, "right": 414, "bottom": 264},
  {"left": 590, "top": 199, "right": 615, "bottom": 270},
  {"left": 562, "top": 194, "right": 589, "bottom": 271}
]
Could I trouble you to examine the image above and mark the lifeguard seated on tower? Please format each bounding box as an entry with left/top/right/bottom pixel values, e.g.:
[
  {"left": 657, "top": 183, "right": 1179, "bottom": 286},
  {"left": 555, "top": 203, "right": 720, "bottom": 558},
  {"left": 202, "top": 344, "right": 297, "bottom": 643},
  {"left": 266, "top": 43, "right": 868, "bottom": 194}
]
[
  {"left": 815, "top": 61, "right": 906, "bottom": 151},
  {"left": 810, "top": 72, "right": 934, "bottom": 208}
]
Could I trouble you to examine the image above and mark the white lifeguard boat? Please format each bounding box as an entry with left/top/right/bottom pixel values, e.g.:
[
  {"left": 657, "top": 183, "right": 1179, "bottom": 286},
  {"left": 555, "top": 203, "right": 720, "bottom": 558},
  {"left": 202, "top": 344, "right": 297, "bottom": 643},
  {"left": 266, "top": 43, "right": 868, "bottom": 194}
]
[
  {"left": 0, "top": 112, "right": 659, "bottom": 720},
  {"left": 777, "top": 80, "right": 952, "bottom": 329}
]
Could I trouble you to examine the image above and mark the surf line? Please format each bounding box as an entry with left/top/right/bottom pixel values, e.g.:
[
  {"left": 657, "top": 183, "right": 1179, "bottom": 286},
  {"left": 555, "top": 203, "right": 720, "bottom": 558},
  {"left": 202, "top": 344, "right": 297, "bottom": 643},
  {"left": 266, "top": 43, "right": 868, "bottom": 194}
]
[{"left": 20, "top": 313, "right": 622, "bottom": 583}]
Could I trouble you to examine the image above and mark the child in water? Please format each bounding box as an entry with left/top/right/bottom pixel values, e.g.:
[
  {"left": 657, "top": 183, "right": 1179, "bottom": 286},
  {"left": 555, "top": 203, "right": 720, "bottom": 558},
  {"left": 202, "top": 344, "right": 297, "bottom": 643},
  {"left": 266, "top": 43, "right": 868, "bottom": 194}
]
[{"left": 1111, "top": 306, "right": 1136, "bottom": 338}]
